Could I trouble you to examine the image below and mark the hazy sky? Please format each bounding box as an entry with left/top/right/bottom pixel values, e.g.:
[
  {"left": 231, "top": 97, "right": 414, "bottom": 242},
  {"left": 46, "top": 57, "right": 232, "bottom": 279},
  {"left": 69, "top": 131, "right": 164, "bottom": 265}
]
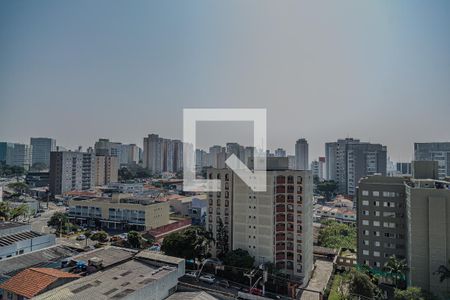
[{"left": 1, "top": 1, "right": 449, "bottom": 162}]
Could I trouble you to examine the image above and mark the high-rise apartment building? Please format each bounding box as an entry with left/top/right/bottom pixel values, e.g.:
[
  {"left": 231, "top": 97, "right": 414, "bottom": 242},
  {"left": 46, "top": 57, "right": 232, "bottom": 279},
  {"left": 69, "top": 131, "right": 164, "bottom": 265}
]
[
  {"left": 143, "top": 134, "right": 183, "bottom": 174},
  {"left": 310, "top": 157, "right": 325, "bottom": 181},
  {"left": 357, "top": 176, "right": 407, "bottom": 269},
  {"left": 275, "top": 148, "right": 287, "bottom": 158},
  {"left": 206, "top": 168, "right": 234, "bottom": 256},
  {"left": 95, "top": 155, "right": 119, "bottom": 186},
  {"left": 295, "top": 139, "right": 309, "bottom": 170},
  {"left": 405, "top": 178, "right": 450, "bottom": 297},
  {"left": 94, "top": 139, "right": 122, "bottom": 158},
  {"left": 326, "top": 138, "right": 387, "bottom": 195},
  {"left": 30, "top": 137, "right": 56, "bottom": 168},
  {"left": 0, "top": 142, "right": 14, "bottom": 165},
  {"left": 207, "top": 158, "right": 313, "bottom": 283},
  {"left": 49, "top": 151, "right": 96, "bottom": 195},
  {"left": 396, "top": 162, "right": 412, "bottom": 176},
  {"left": 414, "top": 142, "right": 450, "bottom": 179}
]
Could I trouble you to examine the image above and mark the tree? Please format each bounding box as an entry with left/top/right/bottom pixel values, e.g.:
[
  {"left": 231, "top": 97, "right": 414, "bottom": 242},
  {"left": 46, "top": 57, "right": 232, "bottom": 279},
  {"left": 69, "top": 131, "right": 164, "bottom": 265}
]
[
  {"left": 118, "top": 167, "right": 134, "bottom": 181},
  {"left": 347, "top": 269, "right": 378, "bottom": 299},
  {"left": 318, "top": 220, "right": 356, "bottom": 249},
  {"left": 316, "top": 180, "right": 338, "bottom": 200},
  {"left": 0, "top": 202, "right": 29, "bottom": 221},
  {"left": 384, "top": 255, "right": 408, "bottom": 288},
  {"left": 31, "top": 162, "right": 48, "bottom": 171},
  {"left": 128, "top": 231, "right": 143, "bottom": 249},
  {"left": 161, "top": 226, "right": 213, "bottom": 261},
  {"left": 394, "top": 287, "right": 426, "bottom": 300},
  {"left": 7, "top": 182, "right": 29, "bottom": 194},
  {"left": 90, "top": 231, "right": 108, "bottom": 242},
  {"left": 434, "top": 260, "right": 450, "bottom": 283},
  {"left": 215, "top": 218, "right": 229, "bottom": 258},
  {"left": 48, "top": 212, "right": 70, "bottom": 234},
  {"left": 222, "top": 249, "right": 255, "bottom": 269}
]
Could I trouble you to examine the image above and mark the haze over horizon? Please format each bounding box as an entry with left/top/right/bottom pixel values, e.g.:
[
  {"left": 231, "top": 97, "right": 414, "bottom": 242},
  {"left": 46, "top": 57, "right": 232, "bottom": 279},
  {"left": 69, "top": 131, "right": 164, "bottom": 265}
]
[{"left": 1, "top": 1, "right": 449, "bottom": 162}]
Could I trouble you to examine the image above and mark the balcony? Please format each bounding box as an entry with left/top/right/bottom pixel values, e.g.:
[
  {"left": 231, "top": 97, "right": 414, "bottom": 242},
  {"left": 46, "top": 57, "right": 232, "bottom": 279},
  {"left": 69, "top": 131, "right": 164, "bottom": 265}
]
[
  {"left": 276, "top": 234, "right": 286, "bottom": 241},
  {"left": 276, "top": 176, "right": 286, "bottom": 184},
  {"left": 276, "top": 186, "right": 286, "bottom": 193},
  {"left": 276, "top": 244, "right": 285, "bottom": 251},
  {"left": 276, "top": 206, "right": 285, "bottom": 213},
  {"left": 276, "top": 224, "right": 285, "bottom": 232},
  {"left": 276, "top": 195, "right": 285, "bottom": 203},
  {"left": 276, "top": 252, "right": 285, "bottom": 260},
  {"left": 276, "top": 214, "right": 285, "bottom": 222}
]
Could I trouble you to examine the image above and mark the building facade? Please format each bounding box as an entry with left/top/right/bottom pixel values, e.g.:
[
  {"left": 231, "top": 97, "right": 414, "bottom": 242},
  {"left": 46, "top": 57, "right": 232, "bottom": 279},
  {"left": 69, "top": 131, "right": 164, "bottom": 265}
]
[
  {"left": 95, "top": 155, "right": 119, "bottom": 186},
  {"left": 295, "top": 138, "right": 309, "bottom": 170},
  {"left": 206, "top": 168, "right": 234, "bottom": 256},
  {"left": 356, "top": 176, "right": 407, "bottom": 270},
  {"left": 207, "top": 161, "right": 313, "bottom": 284},
  {"left": 68, "top": 194, "right": 170, "bottom": 231},
  {"left": 326, "top": 138, "right": 387, "bottom": 195},
  {"left": 414, "top": 142, "right": 450, "bottom": 179},
  {"left": 143, "top": 134, "right": 183, "bottom": 174},
  {"left": 405, "top": 178, "right": 450, "bottom": 298},
  {"left": 30, "top": 137, "right": 56, "bottom": 167},
  {"left": 49, "top": 151, "right": 96, "bottom": 195}
]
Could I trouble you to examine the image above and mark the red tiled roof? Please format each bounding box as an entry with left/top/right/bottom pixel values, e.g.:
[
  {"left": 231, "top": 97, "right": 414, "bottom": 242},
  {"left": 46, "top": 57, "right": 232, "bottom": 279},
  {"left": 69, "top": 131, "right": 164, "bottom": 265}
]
[{"left": 0, "top": 268, "right": 80, "bottom": 298}]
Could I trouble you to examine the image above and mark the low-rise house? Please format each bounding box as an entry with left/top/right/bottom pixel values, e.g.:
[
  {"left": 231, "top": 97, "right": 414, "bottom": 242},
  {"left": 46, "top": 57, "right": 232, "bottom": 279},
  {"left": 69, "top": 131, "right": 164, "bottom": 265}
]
[
  {"left": 0, "top": 268, "right": 80, "bottom": 299},
  {"left": 335, "top": 248, "right": 357, "bottom": 271}
]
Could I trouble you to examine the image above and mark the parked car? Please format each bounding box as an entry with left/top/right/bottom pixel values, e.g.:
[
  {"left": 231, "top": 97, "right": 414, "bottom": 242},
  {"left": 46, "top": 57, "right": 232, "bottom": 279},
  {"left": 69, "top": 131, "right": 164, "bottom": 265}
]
[
  {"left": 76, "top": 234, "right": 86, "bottom": 240},
  {"left": 185, "top": 271, "right": 198, "bottom": 279},
  {"left": 199, "top": 274, "right": 215, "bottom": 284}
]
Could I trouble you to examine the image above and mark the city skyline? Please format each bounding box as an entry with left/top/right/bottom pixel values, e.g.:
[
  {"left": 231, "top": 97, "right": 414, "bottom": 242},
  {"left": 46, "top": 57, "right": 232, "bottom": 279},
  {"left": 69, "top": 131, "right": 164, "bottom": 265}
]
[{"left": 1, "top": 1, "right": 450, "bottom": 162}]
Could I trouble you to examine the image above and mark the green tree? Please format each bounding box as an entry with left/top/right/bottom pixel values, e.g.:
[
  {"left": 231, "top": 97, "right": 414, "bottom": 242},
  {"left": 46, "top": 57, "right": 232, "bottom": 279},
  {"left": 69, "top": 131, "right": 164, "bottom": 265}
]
[
  {"left": 118, "top": 167, "right": 134, "bottom": 181},
  {"left": 161, "top": 226, "right": 213, "bottom": 261},
  {"left": 394, "top": 287, "right": 426, "bottom": 300},
  {"left": 384, "top": 255, "right": 408, "bottom": 288},
  {"left": 0, "top": 202, "right": 29, "bottom": 221},
  {"left": 90, "top": 231, "right": 108, "bottom": 242},
  {"left": 215, "top": 218, "right": 229, "bottom": 258},
  {"left": 128, "top": 231, "right": 143, "bottom": 249},
  {"left": 222, "top": 249, "right": 255, "bottom": 269},
  {"left": 316, "top": 180, "right": 338, "bottom": 199},
  {"left": 347, "top": 269, "right": 378, "bottom": 299},
  {"left": 7, "top": 182, "right": 29, "bottom": 194},
  {"left": 31, "top": 162, "right": 48, "bottom": 171},
  {"left": 318, "top": 220, "right": 356, "bottom": 249}
]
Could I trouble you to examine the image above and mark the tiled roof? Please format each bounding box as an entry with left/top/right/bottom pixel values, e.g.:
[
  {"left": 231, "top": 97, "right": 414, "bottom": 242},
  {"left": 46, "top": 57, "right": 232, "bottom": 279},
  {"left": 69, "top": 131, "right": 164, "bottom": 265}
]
[{"left": 0, "top": 268, "right": 80, "bottom": 298}]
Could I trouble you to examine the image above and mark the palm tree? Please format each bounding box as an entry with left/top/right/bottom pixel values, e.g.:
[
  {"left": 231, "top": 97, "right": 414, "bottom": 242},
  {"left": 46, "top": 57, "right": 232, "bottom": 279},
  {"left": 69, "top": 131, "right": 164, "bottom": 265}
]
[
  {"left": 434, "top": 260, "right": 450, "bottom": 283},
  {"left": 0, "top": 202, "right": 29, "bottom": 221},
  {"left": 384, "top": 255, "right": 409, "bottom": 288}
]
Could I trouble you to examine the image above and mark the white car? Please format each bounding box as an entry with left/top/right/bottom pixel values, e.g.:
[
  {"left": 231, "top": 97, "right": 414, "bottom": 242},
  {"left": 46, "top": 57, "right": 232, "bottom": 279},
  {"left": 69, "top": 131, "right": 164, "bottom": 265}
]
[
  {"left": 199, "top": 274, "right": 215, "bottom": 284},
  {"left": 185, "top": 271, "right": 198, "bottom": 279}
]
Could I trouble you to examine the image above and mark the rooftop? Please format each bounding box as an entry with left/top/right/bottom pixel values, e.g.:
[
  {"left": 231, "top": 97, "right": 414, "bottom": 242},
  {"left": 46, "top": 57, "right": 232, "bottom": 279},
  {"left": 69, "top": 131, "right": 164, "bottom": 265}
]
[
  {"left": 68, "top": 246, "right": 137, "bottom": 268},
  {"left": 135, "top": 250, "right": 185, "bottom": 265},
  {"left": 34, "top": 259, "right": 176, "bottom": 300},
  {"left": 0, "top": 268, "right": 80, "bottom": 298},
  {"left": 0, "top": 245, "right": 77, "bottom": 277},
  {"left": 0, "top": 222, "right": 27, "bottom": 231},
  {"left": 166, "top": 291, "right": 218, "bottom": 300},
  {"left": 0, "top": 231, "right": 43, "bottom": 247}
]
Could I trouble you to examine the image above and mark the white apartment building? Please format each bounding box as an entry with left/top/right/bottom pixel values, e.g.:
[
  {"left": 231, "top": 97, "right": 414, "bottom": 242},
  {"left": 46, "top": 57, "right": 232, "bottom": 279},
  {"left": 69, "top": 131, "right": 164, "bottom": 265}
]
[{"left": 207, "top": 159, "right": 313, "bottom": 284}]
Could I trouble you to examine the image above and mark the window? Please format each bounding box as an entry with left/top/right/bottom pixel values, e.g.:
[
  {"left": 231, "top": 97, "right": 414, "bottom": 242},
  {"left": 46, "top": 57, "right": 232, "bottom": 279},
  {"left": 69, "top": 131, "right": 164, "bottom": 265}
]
[
  {"left": 373, "top": 221, "right": 380, "bottom": 227},
  {"left": 375, "top": 211, "right": 380, "bottom": 216},
  {"left": 362, "top": 200, "right": 369, "bottom": 206},
  {"left": 363, "top": 240, "right": 369, "bottom": 246},
  {"left": 363, "top": 230, "right": 369, "bottom": 236},
  {"left": 363, "top": 250, "right": 369, "bottom": 255},
  {"left": 362, "top": 220, "right": 369, "bottom": 225},
  {"left": 362, "top": 190, "right": 369, "bottom": 196},
  {"left": 373, "top": 231, "right": 380, "bottom": 237},
  {"left": 374, "top": 201, "right": 380, "bottom": 206},
  {"left": 375, "top": 241, "right": 380, "bottom": 247},
  {"left": 373, "top": 191, "right": 380, "bottom": 197},
  {"left": 363, "top": 210, "right": 369, "bottom": 216},
  {"left": 373, "top": 251, "right": 380, "bottom": 257}
]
